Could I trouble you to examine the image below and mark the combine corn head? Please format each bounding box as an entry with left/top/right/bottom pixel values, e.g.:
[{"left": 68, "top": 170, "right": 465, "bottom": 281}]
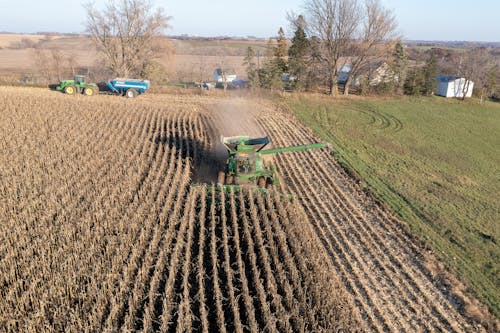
[{"left": 217, "top": 135, "right": 326, "bottom": 189}]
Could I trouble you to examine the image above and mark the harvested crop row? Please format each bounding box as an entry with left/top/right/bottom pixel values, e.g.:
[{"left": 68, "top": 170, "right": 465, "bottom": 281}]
[{"left": 255, "top": 102, "right": 478, "bottom": 332}]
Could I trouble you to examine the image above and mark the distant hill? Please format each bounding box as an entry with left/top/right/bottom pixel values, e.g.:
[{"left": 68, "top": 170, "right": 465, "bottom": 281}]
[{"left": 404, "top": 39, "right": 500, "bottom": 48}]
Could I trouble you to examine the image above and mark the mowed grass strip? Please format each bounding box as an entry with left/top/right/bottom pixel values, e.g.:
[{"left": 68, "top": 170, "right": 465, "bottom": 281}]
[{"left": 286, "top": 95, "right": 500, "bottom": 317}]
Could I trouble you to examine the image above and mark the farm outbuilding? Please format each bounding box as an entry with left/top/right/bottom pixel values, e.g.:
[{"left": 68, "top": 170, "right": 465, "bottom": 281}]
[
  {"left": 213, "top": 68, "right": 237, "bottom": 83},
  {"left": 436, "top": 75, "right": 474, "bottom": 98}
]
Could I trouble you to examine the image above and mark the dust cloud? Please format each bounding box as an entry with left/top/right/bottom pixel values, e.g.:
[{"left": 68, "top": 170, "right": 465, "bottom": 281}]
[
  {"left": 210, "top": 98, "right": 266, "bottom": 161},
  {"left": 193, "top": 97, "right": 266, "bottom": 184}
]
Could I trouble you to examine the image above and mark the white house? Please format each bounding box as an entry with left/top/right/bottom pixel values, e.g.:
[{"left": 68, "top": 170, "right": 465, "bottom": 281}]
[
  {"left": 213, "top": 68, "right": 237, "bottom": 83},
  {"left": 436, "top": 75, "right": 474, "bottom": 98},
  {"left": 337, "top": 61, "right": 396, "bottom": 86}
]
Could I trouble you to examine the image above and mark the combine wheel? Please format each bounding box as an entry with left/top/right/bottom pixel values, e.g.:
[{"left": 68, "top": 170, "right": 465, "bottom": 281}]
[
  {"left": 126, "top": 88, "right": 138, "bottom": 98},
  {"left": 64, "top": 86, "right": 76, "bottom": 95},
  {"left": 226, "top": 175, "right": 234, "bottom": 185},
  {"left": 84, "top": 87, "right": 95, "bottom": 96},
  {"left": 265, "top": 177, "right": 273, "bottom": 189},
  {"left": 217, "top": 171, "right": 226, "bottom": 185},
  {"left": 257, "top": 177, "right": 266, "bottom": 188}
]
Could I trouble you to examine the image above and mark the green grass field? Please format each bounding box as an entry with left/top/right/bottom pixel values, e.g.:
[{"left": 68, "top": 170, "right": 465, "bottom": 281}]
[{"left": 286, "top": 95, "right": 500, "bottom": 316}]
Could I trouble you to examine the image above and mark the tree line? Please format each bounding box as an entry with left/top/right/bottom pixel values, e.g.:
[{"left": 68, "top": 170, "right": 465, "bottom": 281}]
[
  {"left": 243, "top": 0, "right": 398, "bottom": 96},
  {"left": 29, "top": 0, "right": 497, "bottom": 100},
  {"left": 404, "top": 47, "right": 499, "bottom": 101},
  {"left": 242, "top": 0, "right": 498, "bottom": 100}
]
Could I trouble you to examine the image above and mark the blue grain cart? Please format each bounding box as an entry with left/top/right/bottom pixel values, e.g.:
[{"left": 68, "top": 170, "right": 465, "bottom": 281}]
[{"left": 106, "top": 78, "right": 150, "bottom": 98}]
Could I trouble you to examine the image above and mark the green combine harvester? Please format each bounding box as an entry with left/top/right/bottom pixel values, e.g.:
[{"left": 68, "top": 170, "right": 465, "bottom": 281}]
[
  {"left": 56, "top": 75, "right": 99, "bottom": 96},
  {"left": 218, "top": 135, "right": 326, "bottom": 189}
]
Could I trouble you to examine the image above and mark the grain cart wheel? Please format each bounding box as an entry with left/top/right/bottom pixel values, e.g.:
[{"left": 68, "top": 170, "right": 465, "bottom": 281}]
[
  {"left": 84, "top": 87, "right": 95, "bottom": 96},
  {"left": 126, "top": 88, "right": 138, "bottom": 98},
  {"left": 64, "top": 86, "right": 75, "bottom": 95}
]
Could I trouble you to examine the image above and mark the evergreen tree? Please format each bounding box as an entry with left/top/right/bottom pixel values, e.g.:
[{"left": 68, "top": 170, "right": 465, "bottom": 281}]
[
  {"left": 243, "top": 46, "right": 259, "bottom": 88},
  {"left": 404, "top": 68, "right": 424, "bottom": 95},
  {"left": 391, "top": 41, "right": 407, "bottom": 94},
  {"left": 288, "top": 15, "right": 309, "bottom": 90},
  {"left": 259, "top": 29, "right": 288, "bottom": 91},
  {"left": 274, "top": 27, "right": 288, "bottom": 72},
  {"left": 423, "top": 55, "right": 438, "bottom": 96},
  {"left": 257, "top": 39, "right": 275, "bottom": 89}
]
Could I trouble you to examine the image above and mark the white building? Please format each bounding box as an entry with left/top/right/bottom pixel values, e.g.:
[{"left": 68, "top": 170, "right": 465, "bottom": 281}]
[
  {"left": 213, "top": 68, "right": 237, "bottom": 83},
  {"left": 436, "top": 75, "right": 474, "bottom": 98},
  {"left": 337, "top": 62, "right": 396, "bottom": 86}
]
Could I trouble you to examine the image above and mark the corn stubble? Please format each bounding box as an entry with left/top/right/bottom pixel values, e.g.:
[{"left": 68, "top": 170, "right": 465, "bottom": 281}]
[{"left": 0, "top": 87, "right": 357, "bottom": 332}]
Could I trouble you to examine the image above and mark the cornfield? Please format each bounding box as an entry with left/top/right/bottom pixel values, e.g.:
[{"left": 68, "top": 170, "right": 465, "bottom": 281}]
[
  {"left": 0, "top": 87, "right": 356, "bottom": 332},
  {"left": 0, "top": 87, "right": 483, "bottom": 332}
]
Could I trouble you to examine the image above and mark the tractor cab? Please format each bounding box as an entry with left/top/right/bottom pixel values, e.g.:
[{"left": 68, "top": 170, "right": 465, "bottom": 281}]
[{"left": 75, "top": 75, "right": 85, "bottom": 84}]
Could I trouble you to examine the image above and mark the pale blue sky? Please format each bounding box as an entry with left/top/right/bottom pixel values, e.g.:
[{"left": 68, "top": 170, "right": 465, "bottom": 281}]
[{"left": 0, "top": 0, "right": 498, "bottom": 41}]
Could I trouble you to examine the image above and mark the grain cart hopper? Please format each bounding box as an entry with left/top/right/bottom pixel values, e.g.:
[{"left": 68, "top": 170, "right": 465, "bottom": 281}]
[
  {"left": 56, "top": 75, "right": 99, "bottom": 96},
  {"left": 218, "top": 135, "right": 326, "bottom": 188},
  {"left": 106, "top": 78, "right": 150, "bottom": 98}
]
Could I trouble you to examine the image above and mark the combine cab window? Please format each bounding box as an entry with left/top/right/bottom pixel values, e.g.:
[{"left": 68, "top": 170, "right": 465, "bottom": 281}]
[{"left": 237, "top": 158, "right": 254, "bottom": 174}]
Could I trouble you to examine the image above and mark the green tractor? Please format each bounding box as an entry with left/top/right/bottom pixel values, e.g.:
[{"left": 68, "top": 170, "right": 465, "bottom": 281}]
[
  {"left": 56, "top": 75, "right": 99, "bottom": 96},
  {"left": 218, "top": 135, "right": 326, "bottom": 188}
]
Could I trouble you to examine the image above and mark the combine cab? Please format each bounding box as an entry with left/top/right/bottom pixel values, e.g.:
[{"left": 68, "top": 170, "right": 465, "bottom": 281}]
[{"left": 218, "top": 135, "right": 326, "bottom": 189}]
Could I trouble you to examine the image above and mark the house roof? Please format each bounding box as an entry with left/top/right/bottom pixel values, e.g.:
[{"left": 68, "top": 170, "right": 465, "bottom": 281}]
[
  {"left": 339, "top": 60, "right": 388, "bottom": 73},
  {"left": 437, "top": 75, "right": 464, "bottom": 82},
  {"left": 215, "top": 68, "right": 236, "bottom": 76}
]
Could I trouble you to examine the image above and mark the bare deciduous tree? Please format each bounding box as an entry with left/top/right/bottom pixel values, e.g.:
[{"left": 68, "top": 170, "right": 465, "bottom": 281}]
[
  {"left": 456, "top": 47, "right": 497, "bottom": 102},
  {"left": 32, "top": 48, "right": 76, "bottom": 84},
  {"left": 305, "top": 0, "right": 361, "bottom": 95},
  {"left": 304, "top": 0, "right": 397, "bottom": 95},
  {"left": 343, "top": 0, "right": 397, "bottom": 95},
  {"left": 85, "top": 0, "right": 171, "bottom": 77}
]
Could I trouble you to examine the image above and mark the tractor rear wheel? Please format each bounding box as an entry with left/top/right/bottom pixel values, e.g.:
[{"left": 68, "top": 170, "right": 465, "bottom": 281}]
[
  {"left": 126, "top": 88, "right": 138, "bottom": 98},
  {"left": 84, "top": 87, "right": 95, "bottom": 96},
  {"left": 64, "top": 86, "right": 75, "bottom": 95}
]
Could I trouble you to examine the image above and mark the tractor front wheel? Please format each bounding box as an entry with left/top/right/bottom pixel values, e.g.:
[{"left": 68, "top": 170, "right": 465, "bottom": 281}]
[
  {"left": 84, "top": 87, "right": 95, "bottom": 96},
  {"left": 64, "top": 86, "right": 75, "bottom": 95}
]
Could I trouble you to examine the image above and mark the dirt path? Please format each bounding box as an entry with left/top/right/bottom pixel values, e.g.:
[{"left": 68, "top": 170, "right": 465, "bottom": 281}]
[{"left": 200, "top": 96, "right": 484, "bottom": 332}]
